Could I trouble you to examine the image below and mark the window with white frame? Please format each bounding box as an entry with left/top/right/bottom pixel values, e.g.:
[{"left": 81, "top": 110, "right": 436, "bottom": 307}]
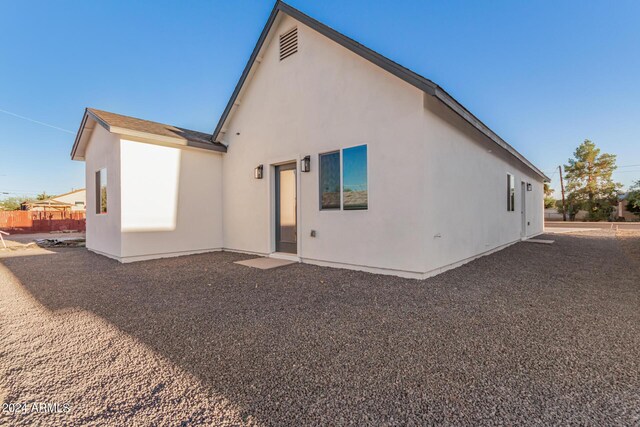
[
  {"left": 96, "top": 168, "right": 107, "bottom": 214},
  {"left": 319, "top": 145, "right": 368, "bottom": 210}
]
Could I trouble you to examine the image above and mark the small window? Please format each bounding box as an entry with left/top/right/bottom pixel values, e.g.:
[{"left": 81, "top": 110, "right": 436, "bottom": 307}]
[
  {"left": 319, "top": 145, "right": 368, "bottom": 211},
  {"left": 96, "top": 168, "right": 107, "bottom": 214},
  {"left": 342, "top": 145, "right": 368, "bottom": 210},
  {"left": 279, "top": 27, "right": 298, "bottom": 61},
  {"left": 507, "top": 174, "right": 515, "bottom": 211},
  {"left": 75, "top": 201, "right": 84, "bottom": 207},
  {"left": 319, "top": 151, "right": 340, "bottom": 209}
]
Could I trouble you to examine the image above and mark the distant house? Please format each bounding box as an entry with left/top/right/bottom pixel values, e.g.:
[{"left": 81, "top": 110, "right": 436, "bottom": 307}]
[
  {"left": 544, "top": 208, "right": 587, "bottom": 221},
  {"left": 618, "top": 195, "right": 639, "bottom": 221},
  {"left": 545, "top": 195, "right": 639, "bottom": 222},
  {"left": 70, "top": 1, "right": 547, "bottom": 278},
  {"left": 23, "top": 189, "right": 86, "bottom": 212}
]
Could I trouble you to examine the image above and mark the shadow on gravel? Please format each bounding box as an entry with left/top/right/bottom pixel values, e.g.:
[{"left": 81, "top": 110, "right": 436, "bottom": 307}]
[{"left": 2, "top": 232, "right": 640, "bottom": 425}]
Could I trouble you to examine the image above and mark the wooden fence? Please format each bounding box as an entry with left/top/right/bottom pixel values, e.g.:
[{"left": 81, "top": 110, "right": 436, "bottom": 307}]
[{"left": 0, "top": 211, "right": 86, "bottom": 234}]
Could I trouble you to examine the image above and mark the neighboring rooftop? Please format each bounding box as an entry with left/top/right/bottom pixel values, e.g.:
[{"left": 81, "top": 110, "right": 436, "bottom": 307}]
[
  {"left": 23, "top": 199, "right": 72, "bottom": 207},
  {"left": 48, "top": 188, "right": 85, "bottom": 199},
  {"left": 71, "top": 108, "right": 226, "bottom": 160}
]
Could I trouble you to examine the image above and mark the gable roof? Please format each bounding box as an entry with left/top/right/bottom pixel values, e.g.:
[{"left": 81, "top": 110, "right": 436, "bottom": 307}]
[
  {"left": 212, "top": 1, "right": 549, "bottom": 181},
  {"left": 50, "top": 188, "right": 85, "bottom": 199},
  {"left": 22, "top": 189, "right": 86, "bottom": 209},
  {"left": 23, "top": 199, "right": 73, "bottom": 208},
  {"left": 71, "top": 108, "right": 226, "bottom": 160}
]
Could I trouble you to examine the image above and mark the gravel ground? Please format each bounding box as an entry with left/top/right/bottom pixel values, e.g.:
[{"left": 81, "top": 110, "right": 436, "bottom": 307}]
[
  {"left": 617, "top": 230, "right": 640, "bottom": 268},
  {"left": 1, "top": 231, "right": 639, "bottom": 426}
]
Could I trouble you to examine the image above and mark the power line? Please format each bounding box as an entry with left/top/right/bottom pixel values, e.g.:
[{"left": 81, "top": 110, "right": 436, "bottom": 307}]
[
  {"left": 547, "top": 163, "right": 639, "bottom": 172},
  {"left": 0, "top": 108, "right": 74, "bottom": 134},
  {"left": 0, "top": 190, "right": 44, "bottom": 195}
]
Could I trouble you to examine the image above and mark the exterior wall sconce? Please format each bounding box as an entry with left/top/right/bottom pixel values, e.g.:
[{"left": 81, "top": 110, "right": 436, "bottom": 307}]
[
  {"left": 526, "top": 183, "right": 532, "bottom": 191},
  {"left": 254, "top": 164, "right": 263, "bottom": 179},
  {"left": 301, "top": 155, "right": 311, "bottom": 172}
]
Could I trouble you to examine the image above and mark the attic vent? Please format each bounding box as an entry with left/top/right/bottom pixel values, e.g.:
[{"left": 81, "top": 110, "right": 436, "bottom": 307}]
[{"left": 279, "top": 27, "right": 298, "bottom": 61}]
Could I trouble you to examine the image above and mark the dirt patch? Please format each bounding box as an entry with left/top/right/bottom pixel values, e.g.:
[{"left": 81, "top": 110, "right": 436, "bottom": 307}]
[{"left": 34, "top": 237, "right": 85, "bottom": 248}]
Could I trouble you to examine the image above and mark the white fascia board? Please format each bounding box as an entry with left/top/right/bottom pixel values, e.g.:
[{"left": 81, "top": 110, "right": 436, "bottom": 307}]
[{"left": 110, "top": 127, "right": 188, "bottom": 147}]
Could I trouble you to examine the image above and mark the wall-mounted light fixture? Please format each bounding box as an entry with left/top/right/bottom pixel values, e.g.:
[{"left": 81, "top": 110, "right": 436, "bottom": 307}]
[
  {"left": 526, "top": 183, "right": 532, "bottom": 191},
  {"left": 254, "top": 164, "right": 263, "bottom": 179},
  {"left": 301, "top": 155, "right": 311, "bottom": 172}
]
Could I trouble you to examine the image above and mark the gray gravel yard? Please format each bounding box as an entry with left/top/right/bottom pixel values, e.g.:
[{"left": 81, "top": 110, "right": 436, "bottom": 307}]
[{"left": 1, "top": 231, "right": 639, "bottom": 425}]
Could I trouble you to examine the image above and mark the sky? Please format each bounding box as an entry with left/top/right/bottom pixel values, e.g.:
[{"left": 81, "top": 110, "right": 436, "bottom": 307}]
[
  {"left": 1, "top": 0, "right": 639, "bottom": 200},
  {"left": 343, "top": 145, "right": 368, "bottom": 192}
]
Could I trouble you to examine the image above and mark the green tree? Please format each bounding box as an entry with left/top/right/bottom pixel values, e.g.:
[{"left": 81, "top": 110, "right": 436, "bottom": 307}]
[
  {"left": 564, "top": 140, "right": 622, "bottom": 221},
  {"left": 626, "top": 180, "right": 640, "bottom": 219},
  {"left": 555, "top": 199, "right": 580, "bottom": 220},
  {"left": 0, "top": 196, "right": 33, "bottom": 211},
  {"left": 544, "top": 183, "right": 555, "bottom": 209},
  {"left": 36, "top": 192, "right": 50, "bottom": 201}
]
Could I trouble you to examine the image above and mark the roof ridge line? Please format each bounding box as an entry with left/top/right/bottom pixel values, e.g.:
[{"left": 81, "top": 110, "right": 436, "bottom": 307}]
[{"left": 209, "top": 1, "right": 549, "bottom": 181}]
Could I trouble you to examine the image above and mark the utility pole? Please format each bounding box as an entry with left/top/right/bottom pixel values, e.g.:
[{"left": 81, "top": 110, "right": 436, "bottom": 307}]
[{"left": 558, "top": 165, "right": 567, "bottom": 221}]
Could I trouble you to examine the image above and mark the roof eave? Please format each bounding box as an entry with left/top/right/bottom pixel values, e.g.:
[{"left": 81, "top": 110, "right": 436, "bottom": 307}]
[
  {"left": 70, "top": 109, "right": 90, "bottom": 160},
  {"left": 211, "top": 0, "right": 548, "bottom": 182},
  {"left": 111, "top": 127, "right": 226, "bottom": 153},
  {"left": 71, "top": 109, "right": 113, "bottom": 161},
  {"left": 211, "top": 1, "right": 438, "bottom": 144},
  {"left": 433, "top": 87, "right": 550, "bottom": 182},
  {"left": 72, "top": 109, "right": 226, "bottom": 160},
  {"left": 211, "top": 1, "right": 283, "bottom": 144}
]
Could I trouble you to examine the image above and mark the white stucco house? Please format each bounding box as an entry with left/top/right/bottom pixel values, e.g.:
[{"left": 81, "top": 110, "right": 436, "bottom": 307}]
[
  {"left": 71, "top": 1, "right": 549, "bottom": 279},
  {"left": 23, "top": 189, "right": 86, "bottom": 212}
]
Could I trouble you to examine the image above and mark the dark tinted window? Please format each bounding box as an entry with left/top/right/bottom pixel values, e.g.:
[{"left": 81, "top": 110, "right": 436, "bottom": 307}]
[
  {"left": 507, "top": 174, "right": 515, "bottom": 211},
  {"left": 96, "top": 169, "right": 107, "bottom": 214},
  {"left": 320, "top": 151, "right": 340, "bottom": 209}
]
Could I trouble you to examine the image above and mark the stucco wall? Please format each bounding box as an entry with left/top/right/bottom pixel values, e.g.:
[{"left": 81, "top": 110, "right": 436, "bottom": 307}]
[
  {"left": 53, "top": 190, "right": 86, "bottom": 211},
  {"left": 220, "top": 14, "right": 544, "bottom": 277},
  {"left": 221, "top": 15, "right": 429, "bottom": 275},
  {"left": 119, "top": 139, "right": 223, "bottom": 261},
  {"left": 422, "top": 95, "right": 544, "bottom": 273},
  {"left": 84, "top": 125, "right": 122, "bottom": 258},
  {"left": 80, "top": 13, "right": 545, "bottom": 277}
]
